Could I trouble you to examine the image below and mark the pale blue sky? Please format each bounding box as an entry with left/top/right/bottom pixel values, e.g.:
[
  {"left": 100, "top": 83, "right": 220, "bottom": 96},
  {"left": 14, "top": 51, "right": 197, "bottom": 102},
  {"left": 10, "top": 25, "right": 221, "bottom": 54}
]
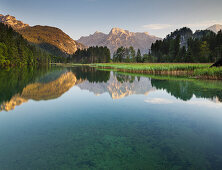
[{"left": 0, "top": 0, "right": 222, "bottom": 39}]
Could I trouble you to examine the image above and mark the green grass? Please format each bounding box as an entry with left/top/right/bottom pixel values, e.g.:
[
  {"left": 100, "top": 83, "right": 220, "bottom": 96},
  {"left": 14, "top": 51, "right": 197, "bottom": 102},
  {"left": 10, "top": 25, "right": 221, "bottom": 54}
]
[
  {"left": 112, "top": 70, "right": 222, "bottom": 90},
  {"left": 54, "top": 63, "right": 91, "bottom": 67},
  {"left": 55, "top": 63, "right": 222, "bottom": 79},
  {"left": 194, "top": 67, "right": 222, "bottom": 77},
  {"left": 91, "top": 63, "right": 222, "bottom": 79},
  {"left": 92, "top": 63, "right": 210, "bottom": 71}
]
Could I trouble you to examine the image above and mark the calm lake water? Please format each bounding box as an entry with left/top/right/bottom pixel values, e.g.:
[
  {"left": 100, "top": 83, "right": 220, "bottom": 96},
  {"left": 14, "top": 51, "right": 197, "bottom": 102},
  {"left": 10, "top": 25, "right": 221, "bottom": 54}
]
[{"left": 0, "top": 66, "right": 222, "bottom": 170}]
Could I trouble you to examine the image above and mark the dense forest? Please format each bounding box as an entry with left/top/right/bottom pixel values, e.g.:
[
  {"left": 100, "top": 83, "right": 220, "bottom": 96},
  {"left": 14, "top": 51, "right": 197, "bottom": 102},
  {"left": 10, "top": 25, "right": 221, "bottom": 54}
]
[
  {"left": 0, "top": 23, "right": 54, "bottom": 67},
  {"left": 151, "top": 27, "right": 222, "bottom": 63},
  {"left": 67, "top": 46, "right": 111, "bottom": 64}
]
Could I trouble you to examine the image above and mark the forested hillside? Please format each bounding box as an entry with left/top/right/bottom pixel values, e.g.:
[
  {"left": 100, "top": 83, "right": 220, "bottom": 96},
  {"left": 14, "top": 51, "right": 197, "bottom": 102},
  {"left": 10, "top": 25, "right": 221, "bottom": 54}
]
[
  {"left": 151, "top": 27, "right": 222, "bottom": 63},
  {"left": 18, "top": 25, "right": 86, "bottom": 57},
  {"left": 0, "top": 15, "right": 86, "bottom": 58},
  {"left": 0, "top": 23, "right": 52, "bottom": 67}
]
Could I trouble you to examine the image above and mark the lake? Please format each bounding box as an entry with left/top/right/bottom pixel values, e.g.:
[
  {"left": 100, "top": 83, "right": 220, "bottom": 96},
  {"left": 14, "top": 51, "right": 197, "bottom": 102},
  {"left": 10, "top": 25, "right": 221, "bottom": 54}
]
[{"left": 0, "top": 66, "right": 222, "bottom": 169}]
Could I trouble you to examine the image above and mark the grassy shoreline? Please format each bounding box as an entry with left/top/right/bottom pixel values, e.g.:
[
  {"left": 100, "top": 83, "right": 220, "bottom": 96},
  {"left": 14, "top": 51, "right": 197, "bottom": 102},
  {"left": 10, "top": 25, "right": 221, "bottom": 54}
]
[
  {"left": 94, "top": 63, "right": 222, "bottom": 80},
  {"left": 54, "top": 63, "right": 222, "bottom": 80}
]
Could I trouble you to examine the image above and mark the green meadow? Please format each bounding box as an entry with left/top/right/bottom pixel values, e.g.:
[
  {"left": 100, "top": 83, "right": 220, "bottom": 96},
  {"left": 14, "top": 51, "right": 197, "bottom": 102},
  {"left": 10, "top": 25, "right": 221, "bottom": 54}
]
[{"left": 88, "top": 63, "right": 222, "bottom": 79}]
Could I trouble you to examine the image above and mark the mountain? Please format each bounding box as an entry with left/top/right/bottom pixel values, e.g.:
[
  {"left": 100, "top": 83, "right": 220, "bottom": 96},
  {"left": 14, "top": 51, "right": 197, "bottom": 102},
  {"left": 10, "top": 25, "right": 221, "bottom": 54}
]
[
  {"left": 0, "top": 14, "right": 85, "bottom": 56},
  {"left": 161, "top": 27, "right": 215, "bottom": 49},
  {"left": 207, "top": 24, "right": 222, "bottom": 33},
  {"left": 18, "top": 25, "right": 85, "bottom": 56},
  {"left": 0, "top": 14, "right": 29, "bottom": 30},
  {"left": 166, "top": 27, "right": 193, "bottom": 48},
  {"left": 77, "top": 28, "right": 161, "bottom": 54},
  {"left": 193, "top": 30, "right": 216, "bottom": 39}
]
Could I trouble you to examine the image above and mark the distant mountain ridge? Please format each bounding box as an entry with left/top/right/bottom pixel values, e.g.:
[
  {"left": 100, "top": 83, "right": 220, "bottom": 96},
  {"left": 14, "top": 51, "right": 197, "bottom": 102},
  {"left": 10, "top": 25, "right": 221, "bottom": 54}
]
[
  {"left": 0, "top": 14, "right": 85, "bottom": 56},
  {"left": 77, "top": 28, "right": 161, "bottom": 54},
  {"left": 207, "top": 24, "right": 222, "bottom": 33}
]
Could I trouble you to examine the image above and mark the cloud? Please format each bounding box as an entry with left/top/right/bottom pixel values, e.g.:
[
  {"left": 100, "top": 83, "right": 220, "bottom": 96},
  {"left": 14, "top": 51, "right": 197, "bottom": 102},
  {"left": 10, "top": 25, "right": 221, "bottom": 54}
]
[
  {"left": 185, "top": 100, "right": 222, "bottom": 108},
  {"left": 142, "top": 20, "right": 222, "bottom": 31},
  {"left": 143, "top": 24, "right": 172, "bottom": 30},
  {"left": 145, "top": 98, "right": 174, "bottom": 104},
  {"left": 145, "top": 97, "right": 222, "bottom": 108},
  {"left": 184, "top": 20, "right": 222, "bottom": 29}
]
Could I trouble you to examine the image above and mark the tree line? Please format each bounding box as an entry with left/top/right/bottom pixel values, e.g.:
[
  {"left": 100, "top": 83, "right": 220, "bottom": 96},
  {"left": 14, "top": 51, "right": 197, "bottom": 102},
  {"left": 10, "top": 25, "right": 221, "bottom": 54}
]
[
  {"left": 0, "top": 23, "right": 57, "bottom": 68},
  {"left": 67, "top": 46, "right": 111, "bottom": 63},
  {"left": 69, "top": 66, "right": 110, "bottom": 83},
  {"left": 151, "top": 27, "right": 222, "bottom": 63},
  {"left": 112, "top": 46, "right": 154, "bottom": 63}
]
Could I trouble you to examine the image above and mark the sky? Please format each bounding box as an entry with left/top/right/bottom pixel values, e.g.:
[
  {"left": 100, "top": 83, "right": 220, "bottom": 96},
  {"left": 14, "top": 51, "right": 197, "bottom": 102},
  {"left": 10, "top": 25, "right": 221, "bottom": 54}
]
[{"left": 0, "top": 0, "right": 222, "bottom": 40}]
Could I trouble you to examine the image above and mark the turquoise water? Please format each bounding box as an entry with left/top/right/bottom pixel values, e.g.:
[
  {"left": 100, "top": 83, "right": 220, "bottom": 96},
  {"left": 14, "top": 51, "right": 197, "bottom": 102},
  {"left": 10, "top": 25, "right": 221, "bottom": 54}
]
[{"left": 0, "top": 66, "right": 222, "bottom": 169}]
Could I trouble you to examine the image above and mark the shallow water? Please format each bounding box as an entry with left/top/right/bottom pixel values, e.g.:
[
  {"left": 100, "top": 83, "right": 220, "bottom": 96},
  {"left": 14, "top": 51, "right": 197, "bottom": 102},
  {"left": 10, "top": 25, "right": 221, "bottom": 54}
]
[{"left": 0, "top": 66, "right": 222, "bottom": 169}]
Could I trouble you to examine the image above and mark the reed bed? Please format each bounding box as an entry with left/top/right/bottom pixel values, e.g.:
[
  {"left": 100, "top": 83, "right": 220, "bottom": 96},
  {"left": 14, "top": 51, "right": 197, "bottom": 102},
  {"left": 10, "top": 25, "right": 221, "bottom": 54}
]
[
  {"left": 92, "top": 63, "right": 222, "bottom": 80},
  {"left": 94, "top": 63, "right": 210, "bottom": 71}
]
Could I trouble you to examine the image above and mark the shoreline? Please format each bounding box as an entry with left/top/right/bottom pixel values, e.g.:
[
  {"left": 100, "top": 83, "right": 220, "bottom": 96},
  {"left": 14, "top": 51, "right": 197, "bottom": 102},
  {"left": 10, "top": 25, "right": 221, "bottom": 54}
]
[{"left": 53, "top": 63, "right": 222, "bottom": 80}]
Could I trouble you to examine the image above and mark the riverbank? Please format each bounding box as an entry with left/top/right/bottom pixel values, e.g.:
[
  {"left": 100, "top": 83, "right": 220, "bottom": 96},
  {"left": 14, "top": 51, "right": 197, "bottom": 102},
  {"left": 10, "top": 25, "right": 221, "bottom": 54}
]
[
  {"left": 55, "top": 63, "right": 222, "bottom": 80},
  {"left": 92, "top": 63, "right": 222, "bottom": 80}
]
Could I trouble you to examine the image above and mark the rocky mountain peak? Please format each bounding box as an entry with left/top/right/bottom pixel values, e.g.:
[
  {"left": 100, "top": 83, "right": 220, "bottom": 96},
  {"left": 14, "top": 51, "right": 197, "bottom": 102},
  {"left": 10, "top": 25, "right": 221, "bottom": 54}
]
[
  {"left": 93, "top": 31, "right": 106, "bottom": 37},
  {"left": 4, "top": 15, "right": 16, "bottom": 20},
  {"left": 0, "top": 14, "right": 29, "bottom": 30},
  {"left": 207, "top": 24, "right": 222, "bottom": 33},
  {"left": 19, "top": 25, "right": 86, "bottom": 55},
  {"left": 109, "top": 27, "right": 130, "bottom": 35},
  {"left": 0, "top": 14, "right": 85, "bottom": 56},
  {"left": 78, "top": 28, "right": 161, "bottom": 54},
  {"left": 94, "top": 31, "right": 102, "bottom": 34}
]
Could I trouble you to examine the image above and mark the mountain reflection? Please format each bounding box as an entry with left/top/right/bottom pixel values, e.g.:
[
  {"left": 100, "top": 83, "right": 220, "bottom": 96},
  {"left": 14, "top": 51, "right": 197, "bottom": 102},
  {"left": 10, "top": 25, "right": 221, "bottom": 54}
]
[
  {"left": 77, "top": 72, "right": 155, "bottom": 99},
  {"left": 0, "top": 66, "right": 222, "bottom": 111},
  {"left": 1, "top": 71, "right": 78, "bottom": 111}
]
